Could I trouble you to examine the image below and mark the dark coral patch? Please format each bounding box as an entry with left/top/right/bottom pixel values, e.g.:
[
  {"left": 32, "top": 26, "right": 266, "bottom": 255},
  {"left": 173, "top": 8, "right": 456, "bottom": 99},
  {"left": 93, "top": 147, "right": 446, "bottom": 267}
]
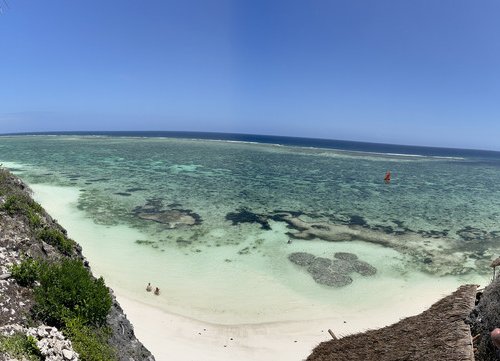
[
  {"left": 115, "top": 192, "right": 132, "bottom": 197},
  {"left": 225, "top": 209, "right": 271, "bottom": 230},
  {"left": 133, "top": 199, "right": 202, "bottom": 228},
  {"left": 349, "top": 215, "right": 367, "bottom": 226}
]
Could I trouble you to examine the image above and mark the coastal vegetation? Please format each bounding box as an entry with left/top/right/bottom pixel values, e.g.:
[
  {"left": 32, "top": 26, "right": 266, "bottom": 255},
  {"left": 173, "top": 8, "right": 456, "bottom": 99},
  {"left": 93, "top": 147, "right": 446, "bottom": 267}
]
[
  {"left": 0, "top": 191, "right": 43, "bottom": 229},
  {"left": 37, "top": 228, "right": 75, "bottom": 256},
  {"left": 9, "top": 258, "right": 42, "bottom": 287},
  {"left": 64, "top": 318, "right": 116, "bottom": 361},
  {"left": 0, "top": 333, "right": 42, "bottom": 361},
  {"left": 0, "top": 169, "right": 74, "bottom": 255},
  {"left": 32, "top": 259, "right": 112, "bottom": 328},
  {"left": 10, "top": 257, "right": 116, "bottom": 361}
]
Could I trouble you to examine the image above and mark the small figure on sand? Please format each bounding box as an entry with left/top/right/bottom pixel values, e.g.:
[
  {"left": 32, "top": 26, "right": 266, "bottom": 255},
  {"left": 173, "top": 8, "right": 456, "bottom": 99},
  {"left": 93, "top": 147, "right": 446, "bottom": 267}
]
[
  {"left": 146, "top": 282, "right": 152, "bottom": 292},
  {"left": 384, "top": 170, "right": 391, "bottom": 184},
  {"left": 287, "top": 239, "right": 292, "bottom": 244},
  {"left": 154, "top": 287, "right": 160, "bottom": 296}
]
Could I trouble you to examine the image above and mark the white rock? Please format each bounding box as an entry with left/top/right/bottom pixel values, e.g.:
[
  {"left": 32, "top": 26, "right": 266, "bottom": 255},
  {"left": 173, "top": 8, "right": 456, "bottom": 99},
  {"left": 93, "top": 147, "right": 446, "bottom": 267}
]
[
  {"left": 28, "top": 325, "right": 79, "bottom": 361},
  {"left": 62, "top": 349, "right": 74, "bottom": 360}
]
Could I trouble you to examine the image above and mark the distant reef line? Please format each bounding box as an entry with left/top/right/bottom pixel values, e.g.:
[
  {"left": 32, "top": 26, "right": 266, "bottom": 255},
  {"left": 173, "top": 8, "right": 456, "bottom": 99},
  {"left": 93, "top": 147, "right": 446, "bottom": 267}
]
[{"left": 2, "top": 130, "right": 500, "bottom": 158}]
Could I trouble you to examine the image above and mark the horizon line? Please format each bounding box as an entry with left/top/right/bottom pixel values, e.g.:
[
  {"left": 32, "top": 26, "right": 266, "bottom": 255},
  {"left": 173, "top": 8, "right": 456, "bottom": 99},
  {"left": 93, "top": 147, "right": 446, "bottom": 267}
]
[{"left": 1, "top": 130, "right": 499, "bottom": 154}]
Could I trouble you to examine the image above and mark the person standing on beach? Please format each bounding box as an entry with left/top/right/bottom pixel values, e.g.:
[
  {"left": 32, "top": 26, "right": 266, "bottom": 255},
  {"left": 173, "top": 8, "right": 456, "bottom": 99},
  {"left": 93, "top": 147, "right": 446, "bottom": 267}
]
[
  {"left": 154, "top": 287, "right": 160, "bottom": 296},
  {"left": 146, "top": 283, "right": 152, "bottom": 292}
]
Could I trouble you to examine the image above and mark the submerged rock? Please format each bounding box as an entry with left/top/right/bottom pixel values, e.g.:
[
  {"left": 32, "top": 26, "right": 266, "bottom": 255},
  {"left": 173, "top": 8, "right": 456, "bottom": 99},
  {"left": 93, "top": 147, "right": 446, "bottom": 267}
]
[
  {"left": 133, "top": 199, "right": 202, "bottom": 228},
  {"left": 225, "top": 209, "right": 271, "bottom": 230},
  {"left": 311, "top": 269, "right": 353, "bottom": 287},
  {"left": 288, "top": 252, "right": 316, "bottom": 266},
  {"left": 457, "top": 226, "right": 495, "bottom": 242},
  {"left": 125, "top": 187, "right": 147, "bottom": 193},
  {"left": 307, "top": 257, "right": 353, "bottom": 287},
  {"left": 226, "top": 207, "right": 479, "bottom": 276},
  {"left": 289, "top": 251, "right": 376, "bottom": 288},
  {"left": 114, "top": 192, "right": 132, "bottom": 197},
  {"left": 334, "top": 252, "right": 358, "bottom": 261},
  {"left": 349, "top": 215, "right": 367, "bottom": 226},
  {"left": 352, "top": 260, "right": 377, "bottom": 276},
  {"left": 136, "top": 209, "right": 199, "bottom": 227},
  {"left": 330, "top": 259, "right": 357, "bottom": 274},
  {"left": 307, "top": 257, "right": 333, "bottom": 275}
]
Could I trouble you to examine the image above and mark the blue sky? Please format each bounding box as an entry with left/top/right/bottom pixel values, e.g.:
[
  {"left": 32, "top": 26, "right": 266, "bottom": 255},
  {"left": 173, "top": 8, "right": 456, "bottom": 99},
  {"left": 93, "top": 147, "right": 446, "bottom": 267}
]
[{"left": 0, "top": 1, "right": 499, "bottom": 150}]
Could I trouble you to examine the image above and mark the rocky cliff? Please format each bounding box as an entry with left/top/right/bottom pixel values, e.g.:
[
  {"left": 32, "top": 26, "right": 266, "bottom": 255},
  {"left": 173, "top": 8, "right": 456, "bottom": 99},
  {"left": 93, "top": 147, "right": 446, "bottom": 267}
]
[{"left": 0, "top": 168, "right": 155, "bottom": 361}]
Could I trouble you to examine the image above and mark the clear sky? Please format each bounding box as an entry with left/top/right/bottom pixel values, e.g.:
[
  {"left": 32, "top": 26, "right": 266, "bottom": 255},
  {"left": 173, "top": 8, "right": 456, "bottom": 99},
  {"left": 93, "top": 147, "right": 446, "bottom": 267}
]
[{"left": 0, "top": 1, "right": 499, "bottom": 150}]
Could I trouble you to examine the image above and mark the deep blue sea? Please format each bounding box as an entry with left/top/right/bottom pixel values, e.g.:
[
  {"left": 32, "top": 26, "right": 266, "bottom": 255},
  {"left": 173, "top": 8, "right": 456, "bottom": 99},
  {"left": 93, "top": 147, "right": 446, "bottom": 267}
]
[{"left": 5, "top": 130, "right": 500, "bottom": 159}]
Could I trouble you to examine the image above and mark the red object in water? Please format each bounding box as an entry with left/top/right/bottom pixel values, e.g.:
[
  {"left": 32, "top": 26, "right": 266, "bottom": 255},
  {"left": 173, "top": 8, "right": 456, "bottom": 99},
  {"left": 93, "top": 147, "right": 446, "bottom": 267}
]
[{"left": 384, "top": 171, "right": 391, "bottom": 183}]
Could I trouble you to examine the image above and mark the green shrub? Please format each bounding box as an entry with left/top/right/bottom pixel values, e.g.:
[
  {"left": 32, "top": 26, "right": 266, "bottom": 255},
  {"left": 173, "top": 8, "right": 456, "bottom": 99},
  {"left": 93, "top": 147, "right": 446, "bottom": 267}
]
[
  {"left": 64, "top": 317, "right": 117, "bottom": 361},
  {"left": 34, "top": 259, "right": 112, "bottom": 328},
  {"left": 10, "top": 258, "right": 117, "bottom": 361},
  {"left": 2, "top": 194, "right": 29, "bottom": 215},
  {"left": 1, "top": 193, "right": 44, "bottom": 229},
  {"left": 27, "top": 209, "right": 42, "bottom": 228},
  {"left": 10, "top": 258, "right": 42, "bottom": 287},
  {"left": 37, "top": 228, "right": 74, "bottom": 255},
  {"left": 0, "top": 333, "right": 42, "bottom": 361}
]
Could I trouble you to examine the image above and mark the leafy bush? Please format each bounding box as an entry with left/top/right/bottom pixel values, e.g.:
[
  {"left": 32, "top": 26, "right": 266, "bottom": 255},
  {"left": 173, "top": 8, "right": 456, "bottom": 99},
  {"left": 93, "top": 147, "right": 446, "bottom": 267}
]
[
  {"left": 34, "top": 259, "right": 112, "bottom": 328},
  {"left": 10, "top": 258, "right": 42, "bottom": 287},
  {"left": 0, "top": 333, "right": 42, "bottom": 361},
  {"left": 1, "top": 192, "right": 44, "bottom": 233},
  {"left": 11, "top": 258, "right": 117, "bottom": 361},
  {"left": 2, "top": 193, "right": 42, "bottom": 215},
  {"left": 27, "top": 209, "right": 42, "bottom": 228},
  {"left": 64, "top": 317, "right": 117, "bottom": 361},
  {"left": 37, "top": 228, "right": 74, "bottom": 255},
  {"left": 2, "top": 194, "right": 29, "bottom": 215}
]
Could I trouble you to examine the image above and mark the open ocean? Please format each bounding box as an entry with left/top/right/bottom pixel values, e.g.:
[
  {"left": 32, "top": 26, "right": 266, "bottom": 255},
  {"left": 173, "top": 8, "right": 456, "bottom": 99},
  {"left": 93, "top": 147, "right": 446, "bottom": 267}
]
[{"left": 0, "top": 132, "right": 497, "bottom": 324}]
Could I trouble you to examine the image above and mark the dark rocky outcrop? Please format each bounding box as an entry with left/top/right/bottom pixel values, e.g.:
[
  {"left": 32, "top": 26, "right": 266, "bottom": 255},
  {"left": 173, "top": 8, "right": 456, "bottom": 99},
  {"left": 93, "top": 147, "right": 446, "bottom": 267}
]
[{"left": 107, "top": 297, "right": 155, "bottom": 361}]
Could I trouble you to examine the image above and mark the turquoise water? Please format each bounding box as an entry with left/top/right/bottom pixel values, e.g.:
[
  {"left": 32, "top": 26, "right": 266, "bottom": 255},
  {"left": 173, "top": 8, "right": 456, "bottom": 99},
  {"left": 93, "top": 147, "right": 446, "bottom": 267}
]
[{"left": 0, "top": 135, "right": 495, "bottom": 323}]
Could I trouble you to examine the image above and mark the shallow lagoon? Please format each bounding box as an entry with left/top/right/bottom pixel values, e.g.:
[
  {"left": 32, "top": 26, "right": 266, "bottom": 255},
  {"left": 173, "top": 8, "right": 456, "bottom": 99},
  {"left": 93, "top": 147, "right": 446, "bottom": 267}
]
[{"left": 0, "top": 135, "right": 494, "bottom": 324}]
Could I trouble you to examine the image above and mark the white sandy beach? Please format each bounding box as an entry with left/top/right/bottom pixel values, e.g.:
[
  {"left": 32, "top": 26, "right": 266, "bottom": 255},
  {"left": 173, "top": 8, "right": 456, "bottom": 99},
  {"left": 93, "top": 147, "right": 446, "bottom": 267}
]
[
  {"left": 26, "top": 181, "right": 486, "bottom": 361},
  {"left": 115, "top": 290, "right": 439, "bottom": 361}
]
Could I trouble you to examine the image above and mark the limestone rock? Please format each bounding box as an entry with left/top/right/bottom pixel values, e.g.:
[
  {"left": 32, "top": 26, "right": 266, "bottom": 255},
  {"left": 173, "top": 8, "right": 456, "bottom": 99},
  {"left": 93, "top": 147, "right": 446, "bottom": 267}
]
[{"left": 27, "top": 325, "right": 79, "bottom": 361}]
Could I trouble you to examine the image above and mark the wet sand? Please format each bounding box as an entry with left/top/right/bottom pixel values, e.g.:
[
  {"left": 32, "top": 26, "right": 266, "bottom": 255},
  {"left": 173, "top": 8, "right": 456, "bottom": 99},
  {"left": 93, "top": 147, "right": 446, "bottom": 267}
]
[{"left": 115, "top": 289, "right": 448, "bottom": 361}]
